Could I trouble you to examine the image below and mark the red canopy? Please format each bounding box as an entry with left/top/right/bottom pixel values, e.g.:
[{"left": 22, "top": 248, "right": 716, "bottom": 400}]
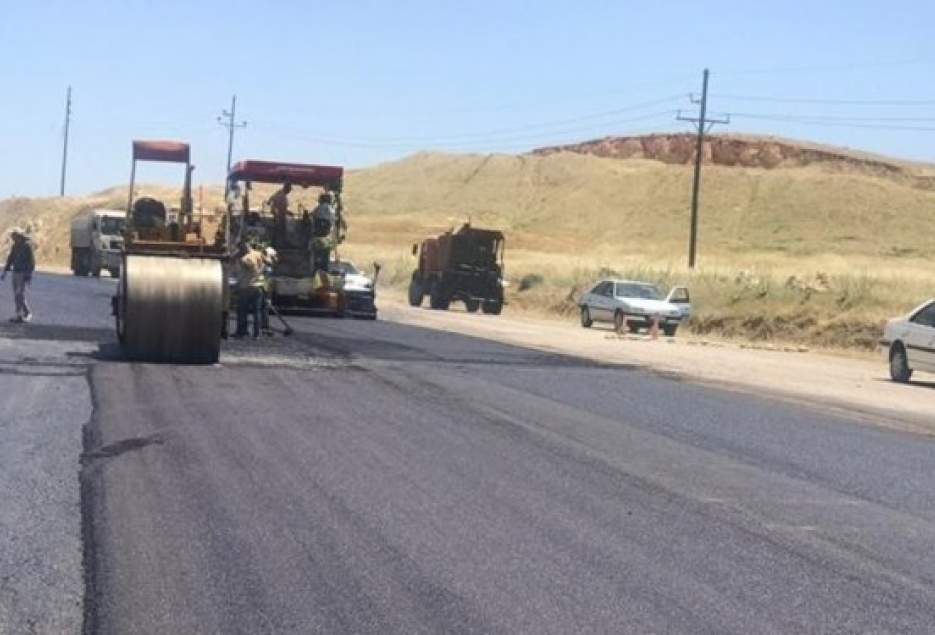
[
  {"left": 228, "top": 160, "right": 344, "bottom": 187},
  {"left": 133, "top": 140, "right": 190, "bottom": 164}
]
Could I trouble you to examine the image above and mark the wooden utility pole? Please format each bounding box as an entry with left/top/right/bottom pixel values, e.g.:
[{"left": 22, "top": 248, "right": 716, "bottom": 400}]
[
  {"left": 677, "top": 69, "right": 729, "bottom": 268},
  {"left": 217, "top": 95, "right": 247, "bottom": 196},
  {"left": 60, "top": 86, "right": 72, "bottom": 197}
]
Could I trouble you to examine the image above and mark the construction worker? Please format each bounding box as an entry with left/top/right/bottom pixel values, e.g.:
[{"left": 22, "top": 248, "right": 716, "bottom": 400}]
[
  {"left": 234, "top": 241, "right": 267, "bottom": 338},
  {"left": 311, "top": 191, "right": 336, "bottom": 273},
  {"left": 268, "top": 182, "right": 292, "bottom": 247},
  {"left": 261, "top": 246, "right": 278, "bottom": 335},
  {"left": 1, "top": 228, "right": 35, "bottom": 323}
]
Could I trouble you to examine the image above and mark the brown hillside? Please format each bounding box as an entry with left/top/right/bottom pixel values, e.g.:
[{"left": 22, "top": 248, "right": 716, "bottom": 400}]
[{"left": 533, "top": 133, "right": 935, "bottom": 190}]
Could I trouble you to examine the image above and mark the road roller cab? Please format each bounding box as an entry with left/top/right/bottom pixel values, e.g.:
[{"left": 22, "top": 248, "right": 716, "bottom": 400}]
[
  {"left": 226, "top": 160, "right": 360, "bottom": 317},
  {"left": 114, "top": 140, "right": 229, "bottom": 363}
]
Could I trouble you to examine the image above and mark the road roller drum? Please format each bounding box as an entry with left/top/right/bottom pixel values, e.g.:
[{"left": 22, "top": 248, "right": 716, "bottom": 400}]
[{"left": 117, "top": 255, "right": 224, "bottom": 363}]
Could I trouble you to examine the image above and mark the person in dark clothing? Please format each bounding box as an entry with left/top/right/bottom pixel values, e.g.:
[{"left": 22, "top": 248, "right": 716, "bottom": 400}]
[{"left": 1, "top": 228, "right": 36, "bottom": 323}]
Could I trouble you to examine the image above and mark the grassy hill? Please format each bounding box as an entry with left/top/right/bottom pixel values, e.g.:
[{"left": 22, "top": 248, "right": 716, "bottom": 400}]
[{"left": 3, "top": 136, "right": 934, "bottom": 350}]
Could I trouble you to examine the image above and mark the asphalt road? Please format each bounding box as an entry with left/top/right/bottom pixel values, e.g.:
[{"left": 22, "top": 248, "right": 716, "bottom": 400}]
[{"left": 5, "top": 272, "right": 935, "bottom": 633}]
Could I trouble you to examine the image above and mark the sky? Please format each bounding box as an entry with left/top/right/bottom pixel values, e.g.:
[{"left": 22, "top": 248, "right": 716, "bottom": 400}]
[{"left": 2, "top": 0, "right": 934, "bottom": 198}]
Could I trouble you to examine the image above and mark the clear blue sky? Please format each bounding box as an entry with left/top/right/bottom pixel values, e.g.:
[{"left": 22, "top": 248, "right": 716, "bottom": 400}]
[{"left": 2, "top": 1, "right": 934, "bottom": 197}]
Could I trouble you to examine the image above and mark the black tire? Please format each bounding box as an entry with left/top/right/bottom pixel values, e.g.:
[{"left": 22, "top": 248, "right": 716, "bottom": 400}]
[
  {"left": 465, "top": 299, "right": 480, "bottom": 313},
  {"left": 408, "top": 276, "right": 424, "bottom": 307},
  {"left": 663, "top": 324, "right": 678, "bottom": 337},
  {"left": 109, "top": 267, "right": 120, "bottom": 278},
  {"left": 481, "top": 300, "right": 502, "bottom": 315},
  {"left": 890, "top": 343, "right": 913, "bottom": 383},
  {"left": 580, "top": 306, "right": 593, "bottom": 328},
  {"left": 613, "top": 310, "right": 626, "bottom": 333},
  {"left": 430, "top": 283, "right": 450, "bottom": 310}
]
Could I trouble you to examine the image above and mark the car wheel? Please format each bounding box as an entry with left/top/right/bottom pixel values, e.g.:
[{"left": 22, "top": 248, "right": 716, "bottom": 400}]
[
  {"left": 465, "top": 299, "right": 480, "bottom": 313},
  {"left": 580, "top": 306, "right": 593, "bottom": 328},
  {"left": 613, "top": 310, "right": 626, "bottom": 333},
  {"left": 663, "top": 324, "right": 678, "bottom": 337},
  {"left": 890, "top": 343, "right": 913, "bottom": 383}
]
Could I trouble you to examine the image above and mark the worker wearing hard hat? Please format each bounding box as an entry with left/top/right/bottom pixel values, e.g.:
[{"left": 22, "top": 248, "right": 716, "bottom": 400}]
[
  {"left": 1, "top": 227, "right": 35, "bottom": 323},
  {"left": 233, "top": 241, "right": 268, "bottom": 338}
]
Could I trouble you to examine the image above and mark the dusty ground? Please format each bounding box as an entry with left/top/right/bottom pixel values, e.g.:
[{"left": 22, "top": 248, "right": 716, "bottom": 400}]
[{"left": 379, "top": 296, "right": 935, "bottom": 435}]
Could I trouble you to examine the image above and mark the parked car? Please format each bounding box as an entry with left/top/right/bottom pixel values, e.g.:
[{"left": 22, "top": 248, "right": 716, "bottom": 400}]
[
  {"left": 329, "top": 260, "right": 378, "bottom": 319},
  {"left": 881, "top": 299, "right": 935, "bottom": 382},
  {"left": 579, "top": 279, "right": 691, "bottom": 336}
]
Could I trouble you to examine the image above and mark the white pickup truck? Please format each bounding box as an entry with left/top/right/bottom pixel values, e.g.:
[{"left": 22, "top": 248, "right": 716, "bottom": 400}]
[{"left": 70, "top": 209, "right": 126, "bottom": 277}]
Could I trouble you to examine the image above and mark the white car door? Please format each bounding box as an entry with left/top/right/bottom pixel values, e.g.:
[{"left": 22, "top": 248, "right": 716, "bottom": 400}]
[
  {"left": 592, "top": 282, "right": 613, "bottom": 321},
  {"left": 666, "top": 286, "right": 692, "bottom": 318},
  {"left": 906, "top": 302, "right": 935, "bottom": 371}
]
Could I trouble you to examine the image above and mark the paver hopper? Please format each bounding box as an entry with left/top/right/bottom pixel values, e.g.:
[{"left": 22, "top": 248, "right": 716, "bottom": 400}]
[{"left": 112, "top": 140, "right": 227, "bottom": 363}]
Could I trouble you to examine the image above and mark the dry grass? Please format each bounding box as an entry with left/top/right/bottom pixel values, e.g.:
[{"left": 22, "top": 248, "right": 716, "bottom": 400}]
[{"left": 3, "top": 148, "right": 934, "bottom": 351}]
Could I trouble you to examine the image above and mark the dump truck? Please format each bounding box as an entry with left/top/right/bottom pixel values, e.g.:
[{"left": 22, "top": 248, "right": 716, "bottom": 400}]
[
  {"left": 226, "top": 159, "right": 376, "bottom": 318},
  {"left": 408, "top": 222, "right": 505, "bottom": 314},
  {"left": 70, "top": 209, "right": 126, "bottom": 277},
  {"left": 111, "top": 140, "right": 228, "bottom": 363}
]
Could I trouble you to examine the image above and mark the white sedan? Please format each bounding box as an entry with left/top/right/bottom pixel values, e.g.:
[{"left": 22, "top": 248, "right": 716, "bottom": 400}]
[
  {"left": 579, "top": 279, "right": 691, "bottom": 336},
  {"left": 882, "top": 299, "right": 935, "bottom": 382}
]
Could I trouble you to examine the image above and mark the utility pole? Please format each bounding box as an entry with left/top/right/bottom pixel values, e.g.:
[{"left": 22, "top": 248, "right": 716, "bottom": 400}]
[
  {"left": 60, "top": 86, "right": 72, "bottom": 197},
  {"left": 217, "top": 95, "right": 247, "bottom": 195},
  {"left": 676, "top": 69, "right": 729, "bottom": 268}
]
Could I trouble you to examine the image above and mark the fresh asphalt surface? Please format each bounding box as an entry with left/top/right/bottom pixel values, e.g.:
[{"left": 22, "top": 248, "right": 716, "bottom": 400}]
[{"left": 3, "top": 273, "right": 935, "bottom": 633}]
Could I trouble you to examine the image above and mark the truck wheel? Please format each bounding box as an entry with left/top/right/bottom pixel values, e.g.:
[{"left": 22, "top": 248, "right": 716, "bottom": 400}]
[
  {"left": 408, "top": 277, "right": 424, "bottom": 307},
  {"left": 890, "top": 343, "right": 913, "bottom": 383},
  {"left": 430, "top": 287, "right": 450, "bottom": 310},
  {"left": 663, "top": 324, "right": 678, "bottom": 337},
  {"left": 481, "top": 301, "right": 502, "bottom": 315},
  {"left": 580, "top": 306, "right": 593, "bottom": 328},
  {"left": 465, "top": 299, "right": 480, "bottom": 313}
]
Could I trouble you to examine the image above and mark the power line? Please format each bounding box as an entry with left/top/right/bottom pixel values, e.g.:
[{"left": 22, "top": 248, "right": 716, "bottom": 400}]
[
  {"left": 249, "top": 93, "right": 686, "bottom": 147},
  {"left": 714, "top": 58, "right": 932, "bottom": 77},
  {"left": 711, "top": 93, "right": 935, "bottom": 106},
  {"left": 730, "top": 112, "right": 935, "bottom": 131},
  {"left": 253, "top": 110, "right": 678, "bottom": 150}
]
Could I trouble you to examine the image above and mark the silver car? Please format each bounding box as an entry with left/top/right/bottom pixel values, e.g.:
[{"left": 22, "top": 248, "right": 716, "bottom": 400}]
[
  {"left": 881, "top": 298, "right": 935, "bottom": 382},
  {"left": 579, "top": 279, "right": 691, "bottom": 336}
]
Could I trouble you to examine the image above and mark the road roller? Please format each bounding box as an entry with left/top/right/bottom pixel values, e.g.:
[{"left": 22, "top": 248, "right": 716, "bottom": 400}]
[{"left": 112, "top": 140, "right": 228, "bottom": 363}]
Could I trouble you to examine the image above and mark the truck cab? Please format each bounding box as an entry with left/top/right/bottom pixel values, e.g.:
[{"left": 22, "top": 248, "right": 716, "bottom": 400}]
[{"left": 70, "top": 209, "right": 127, "bottom": 277}]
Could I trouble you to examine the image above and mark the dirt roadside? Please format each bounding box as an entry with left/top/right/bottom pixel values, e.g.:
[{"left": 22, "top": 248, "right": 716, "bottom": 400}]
[{"left": 378, "top": 298, "right": 935, "bottom": 436}]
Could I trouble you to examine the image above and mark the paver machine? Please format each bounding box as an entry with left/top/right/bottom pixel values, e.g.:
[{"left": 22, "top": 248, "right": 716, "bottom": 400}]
[
  {"left": 225, "top": 160, "right": 370, "bottom": 317},
  {"left": 408, "top": 222, "right": 505, "bottom": 314},
  {"left": 112, "top": 140, "right": 228, "bottom": 363}
]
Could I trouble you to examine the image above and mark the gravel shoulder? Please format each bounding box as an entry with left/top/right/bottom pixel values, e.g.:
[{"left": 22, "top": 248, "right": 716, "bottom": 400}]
[{"left": 380, "top": 298, "right": 935, "bottom": 435}]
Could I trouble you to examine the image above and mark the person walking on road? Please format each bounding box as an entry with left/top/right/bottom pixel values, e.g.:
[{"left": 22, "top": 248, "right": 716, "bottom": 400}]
[
  {"left": 1, "top": 228, "right": 35, "bottom": 323},
  {"left": 234, "top": 241, "right": 268, "bottom": 338}
]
